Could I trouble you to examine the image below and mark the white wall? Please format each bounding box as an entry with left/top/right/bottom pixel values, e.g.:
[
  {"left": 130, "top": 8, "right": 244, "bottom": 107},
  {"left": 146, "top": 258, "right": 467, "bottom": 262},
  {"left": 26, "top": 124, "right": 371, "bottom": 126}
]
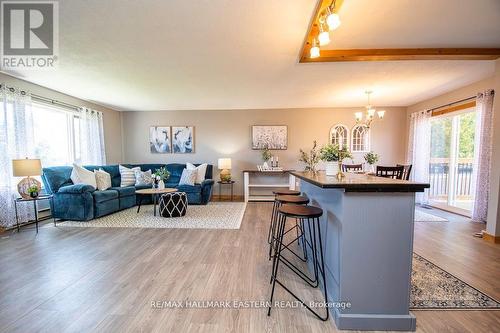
[{"left": 121, "top": 107, "right": 408, "bottom": 195}]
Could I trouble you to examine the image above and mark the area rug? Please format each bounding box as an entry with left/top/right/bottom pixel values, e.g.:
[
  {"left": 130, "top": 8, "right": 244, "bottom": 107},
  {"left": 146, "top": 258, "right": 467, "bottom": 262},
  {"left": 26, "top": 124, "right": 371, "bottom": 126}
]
[
  {"left": 411, "top": 253, "right": 500, "bottom": 310},
  {"left": 414, "top": 210, "right": 448, "bottom": 222},
  {"left": 58, "top": 202, "right": 247, "bottom": 230}
]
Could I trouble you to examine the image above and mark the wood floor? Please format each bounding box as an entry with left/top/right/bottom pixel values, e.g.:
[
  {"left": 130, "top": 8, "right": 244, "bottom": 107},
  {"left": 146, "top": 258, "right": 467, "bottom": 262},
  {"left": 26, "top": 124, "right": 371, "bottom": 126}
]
[{"left": 0, "top": 203, "right": 499, "bottom": 332}]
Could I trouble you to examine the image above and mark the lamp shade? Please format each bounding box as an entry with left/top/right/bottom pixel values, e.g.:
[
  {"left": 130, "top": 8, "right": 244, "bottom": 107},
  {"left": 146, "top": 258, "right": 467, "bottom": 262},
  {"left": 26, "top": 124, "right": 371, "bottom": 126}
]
[
  {"left": 12, "top": 158, "right": 42, "bottom": 177},
  {"left": 218, "top": 158, "right": 232, "bottom": 170}
]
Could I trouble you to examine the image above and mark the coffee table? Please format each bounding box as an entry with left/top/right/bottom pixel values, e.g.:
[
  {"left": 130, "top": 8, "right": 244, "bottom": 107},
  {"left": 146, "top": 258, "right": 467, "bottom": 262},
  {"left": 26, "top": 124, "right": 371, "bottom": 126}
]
[{"left": 136, "top": 188, "right": 177, "bottom": 216}]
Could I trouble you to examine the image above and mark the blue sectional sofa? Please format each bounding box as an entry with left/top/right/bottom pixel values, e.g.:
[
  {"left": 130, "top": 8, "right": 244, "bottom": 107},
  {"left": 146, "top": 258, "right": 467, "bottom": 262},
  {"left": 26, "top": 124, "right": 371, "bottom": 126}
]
[{"left": 41, "top": 163, "right": 214, "bottom": 221}]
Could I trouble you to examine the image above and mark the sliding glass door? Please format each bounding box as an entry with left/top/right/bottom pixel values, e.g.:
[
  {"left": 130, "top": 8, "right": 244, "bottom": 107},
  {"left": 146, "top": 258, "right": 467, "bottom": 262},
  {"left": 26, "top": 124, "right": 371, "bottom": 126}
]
[{"left": 429, "top": 108, "right": 476, "bottom": 215}]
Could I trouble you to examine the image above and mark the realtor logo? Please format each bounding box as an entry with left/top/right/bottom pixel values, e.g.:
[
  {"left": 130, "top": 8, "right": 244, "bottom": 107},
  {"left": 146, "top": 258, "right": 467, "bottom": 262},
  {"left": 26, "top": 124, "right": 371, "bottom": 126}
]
[{"left": 1, "top": 1, "right": 58, "bottom": 69}]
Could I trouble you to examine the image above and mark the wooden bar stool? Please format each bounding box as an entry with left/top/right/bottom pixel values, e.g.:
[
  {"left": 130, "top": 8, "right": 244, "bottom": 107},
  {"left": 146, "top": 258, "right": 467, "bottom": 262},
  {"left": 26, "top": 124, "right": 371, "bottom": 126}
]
[
  {"left": 268, "top": 195, "right": 309, "bottom": 262},
  {"left": 268, "top": 204, "right": 329, "bottom": 321},
  {"left": 267, "top": 189, "right": 301, "bottom": 246}
]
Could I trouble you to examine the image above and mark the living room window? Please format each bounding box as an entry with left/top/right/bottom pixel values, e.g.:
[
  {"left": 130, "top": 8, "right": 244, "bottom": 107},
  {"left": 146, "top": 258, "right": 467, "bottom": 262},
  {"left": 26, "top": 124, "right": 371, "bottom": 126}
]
[{"left": 32, "top": 102, "right": 80, "bottom": 167}]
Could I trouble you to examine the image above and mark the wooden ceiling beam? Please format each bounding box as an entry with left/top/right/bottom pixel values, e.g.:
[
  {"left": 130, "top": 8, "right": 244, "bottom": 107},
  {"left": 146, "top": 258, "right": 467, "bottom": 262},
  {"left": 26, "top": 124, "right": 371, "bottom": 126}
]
[
  {"left": 301, "top": 48, "right": 500, "bottom": 62},
  {"left": 299, "top": 0, "right": 500, "bottom": 63}
]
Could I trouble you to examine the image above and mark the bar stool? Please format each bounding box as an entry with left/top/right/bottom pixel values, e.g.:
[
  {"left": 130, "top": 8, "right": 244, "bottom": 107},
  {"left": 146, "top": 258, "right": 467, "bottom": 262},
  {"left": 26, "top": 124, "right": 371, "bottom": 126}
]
[
  {"left": 267, "top": 189, "right": 301, "bottom": 246},
  {"left": 268, "top": 195, "right": 309, "bottom": 262},
  {"left": 268, "top": 204, "right": 329, "bottom": 321}
]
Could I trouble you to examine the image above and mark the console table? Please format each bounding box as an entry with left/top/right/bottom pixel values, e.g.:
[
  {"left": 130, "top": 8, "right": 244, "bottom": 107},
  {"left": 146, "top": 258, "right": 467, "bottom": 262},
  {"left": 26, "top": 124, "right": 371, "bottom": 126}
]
[{"left": 242, "top": 170, "right": 296, "bottom": 202}]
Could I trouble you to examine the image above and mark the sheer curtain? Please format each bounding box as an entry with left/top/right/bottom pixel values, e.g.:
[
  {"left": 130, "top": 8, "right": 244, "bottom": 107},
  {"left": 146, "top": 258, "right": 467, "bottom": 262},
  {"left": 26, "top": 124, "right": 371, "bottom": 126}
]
[
  {"left": 0, "top": 85, "right": 35, "bottom": 227},
  {"left": 472, "top": 90, "right": 495, "bottom": 223},
  {"left": 77, "top": 107, "right": 106, "bottom": 165},
  {"left": 407, "top": 110, "right": 432, "bottom": 205}
]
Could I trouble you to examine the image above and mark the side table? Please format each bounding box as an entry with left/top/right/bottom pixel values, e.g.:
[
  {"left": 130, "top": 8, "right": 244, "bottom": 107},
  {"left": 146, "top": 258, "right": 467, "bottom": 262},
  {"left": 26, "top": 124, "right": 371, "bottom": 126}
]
[
  {"left": 14, "top": 194, "right": 54, "bottom": 233},
  {"left": 217, "top": 181, "right": 235, "bottom": 201}
]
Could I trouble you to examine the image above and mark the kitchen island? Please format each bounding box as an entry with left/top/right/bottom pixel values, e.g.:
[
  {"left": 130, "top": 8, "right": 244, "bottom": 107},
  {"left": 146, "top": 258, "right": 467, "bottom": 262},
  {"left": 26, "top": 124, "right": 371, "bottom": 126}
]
[{"left": 290, "top": 171, "right": 429, "bottom": 331}]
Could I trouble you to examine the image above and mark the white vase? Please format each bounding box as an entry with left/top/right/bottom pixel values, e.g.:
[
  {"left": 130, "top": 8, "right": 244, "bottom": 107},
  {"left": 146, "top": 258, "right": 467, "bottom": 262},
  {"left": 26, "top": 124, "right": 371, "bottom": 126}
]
[
  {"left": 158, "top": 180, "right": 165, "bottom": 189},
  {"left": 325, "top": 161, "right": 338, "bottom": 176}
]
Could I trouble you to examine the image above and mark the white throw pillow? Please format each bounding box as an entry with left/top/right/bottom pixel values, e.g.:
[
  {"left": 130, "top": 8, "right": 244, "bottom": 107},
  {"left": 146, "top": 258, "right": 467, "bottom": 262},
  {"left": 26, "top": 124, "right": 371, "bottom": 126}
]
[
  {"left": 178, "top": 168, "right": 197, "bottom": 186},
  {"left": 135, "top": 169, "right": 153, "bottom": 186},
  {"left": 94, "top": 169, "right": 112, "bottom": 191},
  {"left": 186, "top": 163, "right": 207, "bottom": 184},
  {"left": 119, "top": 165, "right": 140, "bottom": 187},
  {"left": 70, "top": 164, "right": 97, "bottom": 189}
]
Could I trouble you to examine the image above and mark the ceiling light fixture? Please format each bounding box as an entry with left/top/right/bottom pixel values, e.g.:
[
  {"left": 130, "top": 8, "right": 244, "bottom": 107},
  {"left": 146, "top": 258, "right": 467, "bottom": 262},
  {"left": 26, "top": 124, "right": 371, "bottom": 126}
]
[
  {"left": 325, "top": 1, "right": 341, "bottom": 31},
  {"left": 355, "top": 91, "right": 385, "bottom": 128},
  {"left": 318, "top": 22, "right": 330, "bottom": 46},
  {"left": 310, "top": 38, "right": 320, "bottom": 58}
]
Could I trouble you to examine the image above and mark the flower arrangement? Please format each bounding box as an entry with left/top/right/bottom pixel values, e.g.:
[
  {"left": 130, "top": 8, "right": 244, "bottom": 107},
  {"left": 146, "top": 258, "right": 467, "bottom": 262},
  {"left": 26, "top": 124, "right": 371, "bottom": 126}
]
[
  {"left": 364, "top": 151, "right": 379, "bottom": 165},
  {"left": 299, "top": 141, "right": 321, "bottom": 173},
  {"left": 152, "top": 167, "right": 170, "bottom": 188}
]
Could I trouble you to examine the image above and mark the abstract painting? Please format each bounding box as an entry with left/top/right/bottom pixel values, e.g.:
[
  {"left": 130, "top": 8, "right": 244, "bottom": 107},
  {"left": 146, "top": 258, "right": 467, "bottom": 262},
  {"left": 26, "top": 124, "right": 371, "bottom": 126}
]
[
  {"left": 252, "top": 125, "right": 287, "bottom": 150},
  {"left": 150, "top": 126, "right": 171, "bottom": 153},
  {"left": 172, "top": 126, "right": 194, "bottom": 153}
]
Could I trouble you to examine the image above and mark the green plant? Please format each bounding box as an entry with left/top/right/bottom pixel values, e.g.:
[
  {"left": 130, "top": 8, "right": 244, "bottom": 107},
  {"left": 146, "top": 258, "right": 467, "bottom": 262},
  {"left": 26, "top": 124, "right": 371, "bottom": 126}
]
[
  {"left": 320, "top": 144, "right": 352, "bottom": 162},
  {"left": 261, "top": 147, "right": 272, "bottom": 162},
  {"left": 153, "top": 167, "right": 170, "bottom": 181},
  {"left": 364, "top": 151, "right": 379, "bottom": 165},
  {"left": 299, "top": 141, "right": 321, "bottom": 172},
  {"left": 28, "top": 185, "right": 39, "bottom": 194}
]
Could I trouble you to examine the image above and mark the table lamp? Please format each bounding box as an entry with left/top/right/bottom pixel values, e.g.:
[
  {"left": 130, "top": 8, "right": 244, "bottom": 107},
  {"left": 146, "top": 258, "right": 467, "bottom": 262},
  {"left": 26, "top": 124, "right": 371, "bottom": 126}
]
[
  {"left": 12, "top": 158, "right": 42, "bottom": 199},
  {"left": 218, "top": 158, "right": 232, "bottom": 182}
]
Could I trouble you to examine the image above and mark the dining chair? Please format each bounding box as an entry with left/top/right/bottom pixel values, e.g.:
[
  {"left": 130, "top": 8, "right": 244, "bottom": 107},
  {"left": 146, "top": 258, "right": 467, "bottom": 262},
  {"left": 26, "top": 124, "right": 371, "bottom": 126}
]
[
  {"left": 376, "top": 165, "right": 405, "bottom": 180},
  {"left": 342, "top": 164, "right": 363, "bottom": 172},
  {"left": 396, "top": 164, "right": 413, "bottom": 181}
]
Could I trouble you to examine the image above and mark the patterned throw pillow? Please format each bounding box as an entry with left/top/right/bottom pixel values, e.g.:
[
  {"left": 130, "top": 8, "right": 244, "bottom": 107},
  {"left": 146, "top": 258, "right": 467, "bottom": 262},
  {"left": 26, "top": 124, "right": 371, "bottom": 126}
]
[
  {"left": 70, "top": 163, "right": 97, "bottom": 189},
  {"left": 178, "top": 168, "right": 197, "bottom": 186},
  {"left": 119, "top": 165, "right": 140, "bottom": 187},
  {"left": 135, "top": 169, "right": 153, "bottom": 186},
  {"left": 186, "top": 162, "right": 207, "bottom": 184},
  {"left": 94, "top": 169, "right": 112, "bottom": 191}
]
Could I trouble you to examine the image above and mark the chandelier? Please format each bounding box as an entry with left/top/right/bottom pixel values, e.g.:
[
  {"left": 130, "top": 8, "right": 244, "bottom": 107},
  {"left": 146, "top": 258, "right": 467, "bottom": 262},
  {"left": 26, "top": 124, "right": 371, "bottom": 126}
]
[
  {"left": 310, "top": 0, "right": 341, "bottom": 58},
  {"left": 355, "top": 91, "right": 385, "bottom": 128}
]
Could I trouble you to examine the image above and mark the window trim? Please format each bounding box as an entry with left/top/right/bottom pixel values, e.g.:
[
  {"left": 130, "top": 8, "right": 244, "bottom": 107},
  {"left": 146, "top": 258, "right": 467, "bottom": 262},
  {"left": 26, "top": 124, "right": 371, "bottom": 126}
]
[{"left": 330, "top": 124, "right": 350, "bottom": 148}]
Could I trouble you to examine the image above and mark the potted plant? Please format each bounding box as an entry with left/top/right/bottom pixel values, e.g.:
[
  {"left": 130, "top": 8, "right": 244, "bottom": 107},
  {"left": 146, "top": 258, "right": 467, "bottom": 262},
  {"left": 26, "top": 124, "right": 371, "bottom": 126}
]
[
  {"left": 261, "top": 146, "right": 272, "bottom": 169},
  {"left": 299, "top": 141, "right": 320, "bottom": 173},
  {"left": 319, "top": 144, "right": 340, "bottom": 176},
  {"left": 153, "top": 167, "right": 171, "bottom": 189},
  {"left": 364, "top": 151, "right": 379, "bottom": 173},
  {"left": 28, "top": 185, "right": 39, "bottom": 198},
  {"left": 320, "top": 144, "right": 352, "bottom": 177}
]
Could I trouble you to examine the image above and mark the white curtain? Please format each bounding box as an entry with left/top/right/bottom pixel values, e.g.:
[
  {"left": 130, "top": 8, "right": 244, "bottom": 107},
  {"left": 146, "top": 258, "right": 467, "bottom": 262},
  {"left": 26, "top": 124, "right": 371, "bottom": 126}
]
[
  {"left": 472, "top": 90, "right": 495, "bottom": 223},
  {"left": 0, "top": 85, "right": 35, "bottom": 227},
  {"left": 77, "top": 107, "right": 106, "bottom": 165},
  {"left": 407, "top": 110, "right": 432, "bottom": 205}
]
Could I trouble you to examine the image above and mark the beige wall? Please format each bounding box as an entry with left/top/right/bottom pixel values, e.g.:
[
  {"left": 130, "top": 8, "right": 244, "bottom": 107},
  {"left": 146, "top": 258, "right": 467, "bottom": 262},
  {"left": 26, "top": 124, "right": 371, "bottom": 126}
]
[
  {"left": 0, "top": 73, "right": 123, "bottom": 164},
  {"left": 121, "top": 107, "right": 408, "bottom": 195}
]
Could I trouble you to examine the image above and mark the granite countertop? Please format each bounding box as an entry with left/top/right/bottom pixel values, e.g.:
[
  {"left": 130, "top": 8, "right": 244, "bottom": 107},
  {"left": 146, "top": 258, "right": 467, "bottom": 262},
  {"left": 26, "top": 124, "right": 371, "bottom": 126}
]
[{"left": 291, "top": 171, "right": 430, "bottom": 192}]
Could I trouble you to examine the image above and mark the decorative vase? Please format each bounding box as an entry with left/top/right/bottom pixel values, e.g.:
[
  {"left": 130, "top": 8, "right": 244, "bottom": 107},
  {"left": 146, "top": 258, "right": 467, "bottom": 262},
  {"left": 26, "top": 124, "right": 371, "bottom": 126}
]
[
  {"left": 263, "top": 161, "right": 269, "bottom": 170},
  {"left": 367, "top": 164, "right": 375, "bottom": 173},
  {"left": 325, "top": 161, "right": 338, "bottom": 176},
  {"left": 158, "top": 180, "right": 165, "bottom": 189}
]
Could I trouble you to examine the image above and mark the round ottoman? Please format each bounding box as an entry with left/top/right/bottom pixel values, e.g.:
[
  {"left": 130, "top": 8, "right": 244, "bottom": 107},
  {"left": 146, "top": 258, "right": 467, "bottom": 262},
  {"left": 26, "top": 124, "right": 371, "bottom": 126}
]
[{"left": 159, "top": 192, "right": 187, "bottom": 217}]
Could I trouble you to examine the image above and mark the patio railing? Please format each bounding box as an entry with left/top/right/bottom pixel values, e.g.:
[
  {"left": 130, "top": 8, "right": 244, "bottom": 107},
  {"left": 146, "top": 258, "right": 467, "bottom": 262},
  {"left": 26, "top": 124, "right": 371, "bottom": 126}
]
[{"left": 429, "top": 158, "right": 474, "bottom": 200}]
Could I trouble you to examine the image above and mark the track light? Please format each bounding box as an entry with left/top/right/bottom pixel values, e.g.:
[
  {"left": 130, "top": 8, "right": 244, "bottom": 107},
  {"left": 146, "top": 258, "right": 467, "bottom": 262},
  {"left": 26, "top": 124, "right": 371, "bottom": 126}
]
[
  {"left": 326, "top": 6, "right": 341, "bottom": 31},
  {"left": 318, "top": 23, "right": 330, "bottom": 46},
  {"left": 310, "top": 38, "right": 320, "bottom": 58}
]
